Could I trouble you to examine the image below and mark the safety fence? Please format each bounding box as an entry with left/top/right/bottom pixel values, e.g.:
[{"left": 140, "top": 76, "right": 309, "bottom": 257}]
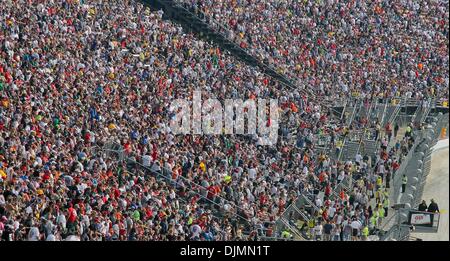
[
  {"left": 91, "top": 113, "right": 447, "bottom": 241},
  {"left": 380, "top": 113, "right": 449, "bottom": 241},
  {"left": 274, "top": 172, "right": 353, "bottom": 241},
  {"left": 331, "top": 96, "right": 448, "bottom": 109}
]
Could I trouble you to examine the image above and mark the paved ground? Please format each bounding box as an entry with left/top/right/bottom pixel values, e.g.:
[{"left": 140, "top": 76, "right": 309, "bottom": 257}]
[{"left": 411, "top": 139, "right": 449, "bottom": 241}]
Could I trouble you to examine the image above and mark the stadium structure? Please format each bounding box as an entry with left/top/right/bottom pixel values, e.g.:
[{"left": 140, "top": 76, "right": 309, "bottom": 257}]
[{"left": 0, "top": 0, "right": 448, "bottom": 242}]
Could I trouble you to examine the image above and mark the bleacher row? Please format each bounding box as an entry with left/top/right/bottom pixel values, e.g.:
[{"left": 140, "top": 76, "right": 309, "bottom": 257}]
[{"left": 0, "top": 0, "right": 448, "bottom": 241}]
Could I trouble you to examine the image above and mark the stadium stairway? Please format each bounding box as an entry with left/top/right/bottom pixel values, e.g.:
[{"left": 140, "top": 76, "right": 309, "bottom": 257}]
[
  {"left": 382, "top": 102, "right": 401, "bottom": 127},
  {"left": 413, "top": 105, "right": 433, "bottom": 128},
  {"left": 339, "top": 141, "right": 360, "bottom": 162},
  {"left": 338, "top": 99, "right": 373, "bottom": 161},
  {"left": 340, "top": 98, "right": 403, "bottom": 162}
]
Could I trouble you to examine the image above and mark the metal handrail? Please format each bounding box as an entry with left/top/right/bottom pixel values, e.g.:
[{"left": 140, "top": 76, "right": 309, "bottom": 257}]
[
  {"left": 291, "top": 204, "right": 310, "bottom": 223},
  {"left": 301, "top": 194, "right": 320, "bottom": 213},
  {"left": 337, "top": 98, "right": 361, "bottom": 161},
  {"left": 279, "top": 217, "right": 304, "bottom": 240},
  {"left": 379, "top": 124, "right": 438, "bottom": 241},
  {"left": 127, "top": 163, "right": 235, "bottom": 239},
  {"left": 92, "top": 144, "right": 250, "bottom": 240},
  {"left": 355, "top": 99, "right": 377, "bottom": 156},
  {"left": 341, "top": 99, "right": 348, "bottom": 121},
  {"left": 167, "top": 0, "right": 323, "bottom": 102},
  {"left": 97, "top": 142, "right": 259, "bottom": 228}
]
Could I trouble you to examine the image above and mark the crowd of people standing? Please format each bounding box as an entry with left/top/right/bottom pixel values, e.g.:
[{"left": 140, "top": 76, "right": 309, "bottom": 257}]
[{"left": 0, "top": 0, "right": 448, "bottom": 241}]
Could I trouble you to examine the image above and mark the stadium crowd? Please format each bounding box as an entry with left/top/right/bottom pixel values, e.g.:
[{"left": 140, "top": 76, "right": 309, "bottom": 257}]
[
  {"left": 0, "top": 0, "right": 448, "bottom": 241},
  {"left": 299, "top": 122, "right": 419, "bottom": 241},
  {"left": 178, "top": 0, "right": 449, "bottom": 100}
]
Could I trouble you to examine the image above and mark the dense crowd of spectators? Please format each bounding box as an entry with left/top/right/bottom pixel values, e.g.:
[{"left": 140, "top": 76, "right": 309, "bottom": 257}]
[
  {"left": 178, "top": 0, "right": 449, "bottom": 100},
  {"left": 0, "top": 0, "right": 448, "bottom": 241},
  {"left": 298, "top": 122, "right": 418, "bottom": 241}
]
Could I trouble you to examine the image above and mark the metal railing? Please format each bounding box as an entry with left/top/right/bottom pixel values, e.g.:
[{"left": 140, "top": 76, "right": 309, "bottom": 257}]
[
  {"left": 157, "top": 0, "right": 316, "bottom": 98},
  {"left": 354, "top": 99, "right": 377, "bottom": 156},
  {"left": 170, "top": 0, "right": 316, "bottom": 98},
  {"left": 337, "top": 99, "right": 361, "bottom": 161},
  {"left": 274, "top": 194, "right": 313, "bottom": 240},
  {"left": 95, "top": 142, "right": 273, "bottom": 239},
  {"left": 380, "top": 113, "right": 448, "bottom": 240}
]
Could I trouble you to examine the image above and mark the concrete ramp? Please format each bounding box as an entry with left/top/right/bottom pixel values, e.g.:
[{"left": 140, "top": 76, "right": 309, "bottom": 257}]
[{"left": 412, "top": 140, "right": 449, "bottom": 241}]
